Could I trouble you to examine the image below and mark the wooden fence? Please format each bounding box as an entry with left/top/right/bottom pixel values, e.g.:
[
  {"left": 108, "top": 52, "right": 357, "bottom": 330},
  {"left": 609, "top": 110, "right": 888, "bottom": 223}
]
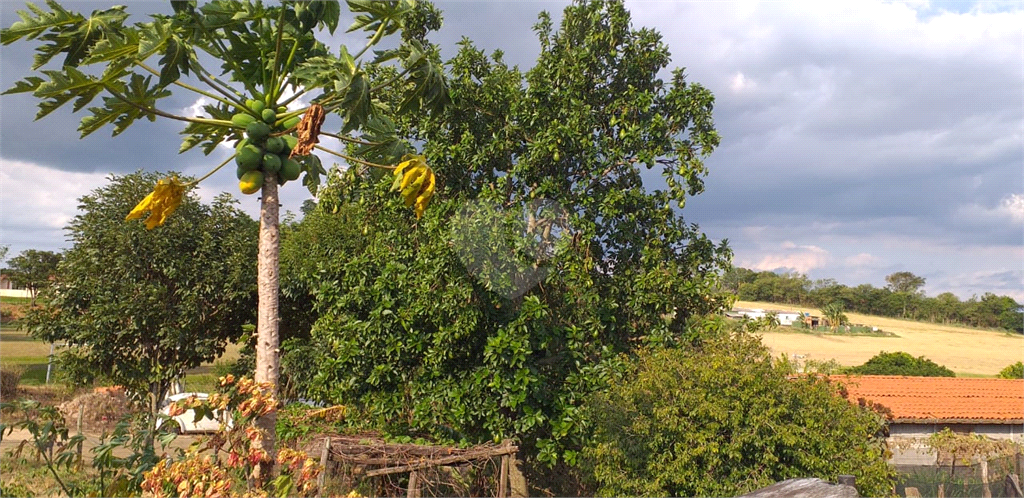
[{"left": 312, "top": 435, "right": 525, "bottom": 497}]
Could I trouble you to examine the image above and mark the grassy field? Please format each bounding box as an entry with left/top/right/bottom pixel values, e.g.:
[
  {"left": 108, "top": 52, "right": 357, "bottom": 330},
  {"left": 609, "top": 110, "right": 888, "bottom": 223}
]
[
  {"left": 1, "top": 323, "right": 242, "bottom": 387},
  {"left": 736, "top": 300, "right": 1024, "bottom": 377}
]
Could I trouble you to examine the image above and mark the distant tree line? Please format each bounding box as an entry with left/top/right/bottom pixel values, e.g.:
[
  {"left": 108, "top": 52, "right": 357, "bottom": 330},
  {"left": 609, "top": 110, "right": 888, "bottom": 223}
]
[{"left": 723, "top": 268, "right": 1023, "bottom": 333}]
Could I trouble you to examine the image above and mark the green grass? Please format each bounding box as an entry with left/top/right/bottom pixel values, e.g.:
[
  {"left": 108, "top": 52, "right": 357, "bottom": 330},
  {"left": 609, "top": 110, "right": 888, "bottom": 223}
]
[
  {"left": 0, "top": 296, "right": 33, "bottom": 306},
  {"left": 773, "top": 324, "right": 897, "bottom": 337},
  {"left": 953, "top": 372, "right": 999, "bottom": 378}
]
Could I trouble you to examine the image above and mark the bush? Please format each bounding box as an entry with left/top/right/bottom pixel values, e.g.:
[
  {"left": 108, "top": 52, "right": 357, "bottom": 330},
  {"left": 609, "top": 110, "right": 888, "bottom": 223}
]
[
  {"left": 999, "top": 361, "right": 1023, "bottom": 379},
  {"left": 846, "top": 351, "right": 955, "bottom": 377},
  {"left": 579, "top": 333, "right": 896, "bottom": 497},
  {"left": 0, "top": 364, "right": 25, "bottom": 400}
]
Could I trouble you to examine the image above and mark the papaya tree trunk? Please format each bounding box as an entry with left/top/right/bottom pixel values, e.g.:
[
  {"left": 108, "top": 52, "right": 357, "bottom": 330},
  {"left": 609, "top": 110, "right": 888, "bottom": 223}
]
[{"left": 255, "top": 176, "right": 281, "bottom": 463}]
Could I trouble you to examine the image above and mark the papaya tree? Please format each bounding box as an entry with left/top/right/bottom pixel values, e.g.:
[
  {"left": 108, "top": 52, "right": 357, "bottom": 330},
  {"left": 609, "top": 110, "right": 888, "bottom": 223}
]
[{"left": 1, "top": 0, "right": 448, "bottom": 464}]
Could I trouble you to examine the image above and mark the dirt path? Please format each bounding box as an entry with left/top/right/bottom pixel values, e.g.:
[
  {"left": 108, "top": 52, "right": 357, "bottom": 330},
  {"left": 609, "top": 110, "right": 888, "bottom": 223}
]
[{"left": 1, "top": 428, "right": 201, "bottom": 464}]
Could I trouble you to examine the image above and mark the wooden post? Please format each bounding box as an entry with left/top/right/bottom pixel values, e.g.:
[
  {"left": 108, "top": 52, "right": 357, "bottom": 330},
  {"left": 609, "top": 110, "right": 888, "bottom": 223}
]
[
  {"left": 76, "top": 403, "right": 85, "bottom": 468},
  {"left": 317, "top": 437, "right": 330, "bottom": 498},
  {"left": 1006, "top": 474, "right": 1023, "bottom": 498},
  {"left": 407, "top": 470, "right": 420, "bottom": 498},
  {"left": 509, "top": 457, "right": 529, "bottom": 498},
  {"left": 980, "top": 458, "right": 991, "bottom": 498},
  {"left": 938, "top": 483, "right": 945, "bottom": 498},
  {"left": 498, "top": 455, "right": 509, "bottom": 498}
]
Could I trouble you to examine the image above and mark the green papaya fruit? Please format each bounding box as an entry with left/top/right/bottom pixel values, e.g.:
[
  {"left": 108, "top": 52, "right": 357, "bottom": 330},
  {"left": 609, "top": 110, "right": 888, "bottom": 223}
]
[
  {"left": 262, "top": 153, "right": 282, "bottom": 174},
  {"left": 231, "top": 113, "right": 256, "bottom": 127},
  {"left": 265, "top": 136, "right": 286, "bottom": 154},
  {"left": 246, "top": 121, "right": 272, "bottom": 143}
]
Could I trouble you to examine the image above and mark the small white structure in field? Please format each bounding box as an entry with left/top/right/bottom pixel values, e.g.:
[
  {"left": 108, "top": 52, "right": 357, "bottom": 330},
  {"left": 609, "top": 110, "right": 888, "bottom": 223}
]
[{"left": 729, "top": 308, "right": 802, "bottom": 326}]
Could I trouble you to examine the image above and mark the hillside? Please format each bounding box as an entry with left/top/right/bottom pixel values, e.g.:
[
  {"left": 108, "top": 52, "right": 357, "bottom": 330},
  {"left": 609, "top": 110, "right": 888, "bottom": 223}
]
[{"left": 735, "top": 300, "right": 1024, "bottom": 377}]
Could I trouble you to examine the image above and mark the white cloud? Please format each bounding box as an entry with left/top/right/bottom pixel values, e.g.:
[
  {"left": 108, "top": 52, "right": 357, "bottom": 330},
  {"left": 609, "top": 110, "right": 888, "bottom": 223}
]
[
  {"left": 1000, "top": 194, "right": 1024, "bottom": 222},
  {"left": 730, "top": 72, "right": 756, "bottom": 93},
  {"left": 845, "top": 253, "right": 881, "bottom": 267},
  {"left": 742, "top": 241, "right": 831, "bottom": 274},
  {"left": 184, "top": 96, "right": 212, "bottom": 118},
  {"left": 954, "top": 193, "right": 1024, "bottom": 227},
  {"left": 0, "top": 158, "right": 111, "bottom": 254}
]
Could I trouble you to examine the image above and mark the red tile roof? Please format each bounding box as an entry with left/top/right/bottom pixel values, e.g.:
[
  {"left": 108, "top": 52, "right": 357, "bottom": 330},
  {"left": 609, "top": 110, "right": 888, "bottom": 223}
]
[{"left": 829, "top": 375, "right": 1024, "bottom": 424}]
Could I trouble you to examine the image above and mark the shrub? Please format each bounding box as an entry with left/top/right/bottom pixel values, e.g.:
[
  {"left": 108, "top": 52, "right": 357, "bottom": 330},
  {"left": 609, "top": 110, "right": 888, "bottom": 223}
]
[
  {"left": 999, "top": 361, "right": 1023, "bottom": 379},
  {"left": 0, "top": 364, "right": 25, "bottom": 400},
  {"left": 846, "top": 351, "right": 955, "bottom": 377},
  {"left": 579, "top": 333, "right": 896, "bottom": 497}
]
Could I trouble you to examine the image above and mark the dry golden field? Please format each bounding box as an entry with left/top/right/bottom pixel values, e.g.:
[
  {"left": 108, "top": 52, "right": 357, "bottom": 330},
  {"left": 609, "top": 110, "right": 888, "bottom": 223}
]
[{"left": 735, "top": 300, "right": 1024, "bottom": 376}]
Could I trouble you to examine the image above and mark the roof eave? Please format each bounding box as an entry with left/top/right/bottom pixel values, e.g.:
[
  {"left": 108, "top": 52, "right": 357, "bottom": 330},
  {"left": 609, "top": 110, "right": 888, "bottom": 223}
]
[{"left": 891, "top": 418, "right": 1024, "bottom": 425}]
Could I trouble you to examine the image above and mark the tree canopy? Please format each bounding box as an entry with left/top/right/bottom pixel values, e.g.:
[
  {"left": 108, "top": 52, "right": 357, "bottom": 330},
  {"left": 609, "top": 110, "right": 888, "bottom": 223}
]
[
  {"left": 26, "top": 171, "right": 258, "bottom": 421},
  {"left": 580, "top": 332, "right": 896, "bottom": 497},
  {"left": 998, "top": 361, "right": 1023, "bottom": 379},
  {"left": 4, "top": 249, "right": 62, "bottom": 304},
  {"left": 845, "top": 351, "right": 955, "bottom": 377},
  {"left": 276, "top": 0, "right": 732, "bottom": 470}
]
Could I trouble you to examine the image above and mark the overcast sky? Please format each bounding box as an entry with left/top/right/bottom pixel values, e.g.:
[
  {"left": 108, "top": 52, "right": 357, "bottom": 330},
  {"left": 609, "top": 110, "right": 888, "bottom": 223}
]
[{"left": 1, "top": 1, "right": 1021, "bottom": 302}]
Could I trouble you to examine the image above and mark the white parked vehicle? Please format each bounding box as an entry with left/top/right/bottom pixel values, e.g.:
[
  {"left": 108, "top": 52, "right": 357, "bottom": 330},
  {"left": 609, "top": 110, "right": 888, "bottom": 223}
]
[{"left": 156, "top": 392, "right": 233, "bottom": 434}]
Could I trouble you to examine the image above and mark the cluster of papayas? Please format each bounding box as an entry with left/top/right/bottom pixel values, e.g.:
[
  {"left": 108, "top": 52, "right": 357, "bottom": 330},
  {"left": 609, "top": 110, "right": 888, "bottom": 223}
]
[{"left": 233, "top": 99, "right": 304, "bottom": 195}]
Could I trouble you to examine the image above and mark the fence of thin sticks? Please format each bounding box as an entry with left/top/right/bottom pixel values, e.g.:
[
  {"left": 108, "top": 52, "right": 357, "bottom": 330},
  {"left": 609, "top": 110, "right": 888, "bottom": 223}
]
[{"left": 310, "top": 435, "right": 523, "bottom": 497}]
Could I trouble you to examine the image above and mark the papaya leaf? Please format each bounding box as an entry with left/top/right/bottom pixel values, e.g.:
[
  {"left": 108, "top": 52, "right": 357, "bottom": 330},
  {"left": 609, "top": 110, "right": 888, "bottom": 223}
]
[
  {"left": 339, "top": 71, "right": 371, "bottom": 133},
  {"left": 346, "top": 0, "right": 413, "bottom": 35},
  {"left": 31, "top": 66, "right": 111, "bottom": 120},
  {"left": 82, "top": 29, "right": 140, "bottom": 66},
  {"left": 399, "top": 49, "right": 449, "bottom": 115},
  {"left": 2, "top": 76, "right": 45, "bottom": 95},
  {"left": 291, "top": 54, "right": 355, "bottom": 94},
  {"left": 0, "top": 0, "right": 83, "bottom": 46},
  {"left": 179, "top": 102, "right": 238, "bottom": 154},
  {"left": 60, "top": 5, "right": 130, "bottom": 68},
  {"left": 353, "top": 115, "right": 408, "bottom": 164},
  {"left": 79, "top": 74, "right": 172, "bottom": 137}
]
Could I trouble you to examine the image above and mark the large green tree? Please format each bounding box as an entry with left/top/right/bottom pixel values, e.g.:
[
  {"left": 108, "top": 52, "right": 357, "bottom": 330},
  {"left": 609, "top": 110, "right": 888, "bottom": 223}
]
[
  {"left": 5, "top": 249, "right": 62, "bottom": 305},
  {"left": 279, "top": 0, "right": 732, "bottom": 475},
  {"left": 26, "top": 171, "right": 258, "bottom": 445},
  {"left": 3, "top": 0, "right": 448, "bottom": 461},
  {"left": 581, "top": 332, "right": 896, "bottom": 497},
  {"left": 885, "top": 271, "right": 926, "bottom": 318}
]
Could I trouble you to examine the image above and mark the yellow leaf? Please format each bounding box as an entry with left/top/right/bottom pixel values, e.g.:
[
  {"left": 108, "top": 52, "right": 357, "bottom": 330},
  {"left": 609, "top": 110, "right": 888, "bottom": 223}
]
[
  {"left": 390, "top": 155, "right": 436, "bottom": 218},
  {"left": 125, "top": 176, "right": 187, "bottom": 229}
]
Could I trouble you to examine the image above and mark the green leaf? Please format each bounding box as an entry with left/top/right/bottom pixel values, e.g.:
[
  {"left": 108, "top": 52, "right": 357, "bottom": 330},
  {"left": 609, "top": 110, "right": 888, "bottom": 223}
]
[
  {"left": 79, "top": 73, "right": 172, "bottom": 137},
  {"left": 0, "top": 0, "right": 83, "bottom": 46},
  {"left": 137, "top": 17, "right": 194, "bottom": 88},
  {"left": 295, "top": 1, "right": 341, "bottom": 34},
  {"left": 339, "top": 71, "right": 371, "bottom": 133},
  {"left": 2, "top": 76, "right": 46, "bottom": 95},
  {"left": 82, "top": 29, "right": 140, "bottom": 67},
  {"left": 30, "top": 66, "right": 109, "bottom": 120},
  {"left": 179, "top": 101, "right": 237, "bottom": 154},
  {"left": 60, "top": 4, "right": 130, "bottom": 68},
  {"left": 291, "top": 53, "right": 355, "bottom": 94},
  {"left": 353, "top": 115, "right": 408, "bottom": 164},
  {"left": 398, "top": 43, "right": 450, "bottom": 115},
  {"left": 346, "top": 0, "right": 413, "bottom": 35}
]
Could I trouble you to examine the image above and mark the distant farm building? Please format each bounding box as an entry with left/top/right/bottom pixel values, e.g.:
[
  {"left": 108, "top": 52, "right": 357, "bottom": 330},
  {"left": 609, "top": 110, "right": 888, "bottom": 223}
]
[
  {"left": 0, "top": 273, "right": 32, "bottom": 298},
  {"left": 728, "top": 307, "right": 803, "bottom": 326}
]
